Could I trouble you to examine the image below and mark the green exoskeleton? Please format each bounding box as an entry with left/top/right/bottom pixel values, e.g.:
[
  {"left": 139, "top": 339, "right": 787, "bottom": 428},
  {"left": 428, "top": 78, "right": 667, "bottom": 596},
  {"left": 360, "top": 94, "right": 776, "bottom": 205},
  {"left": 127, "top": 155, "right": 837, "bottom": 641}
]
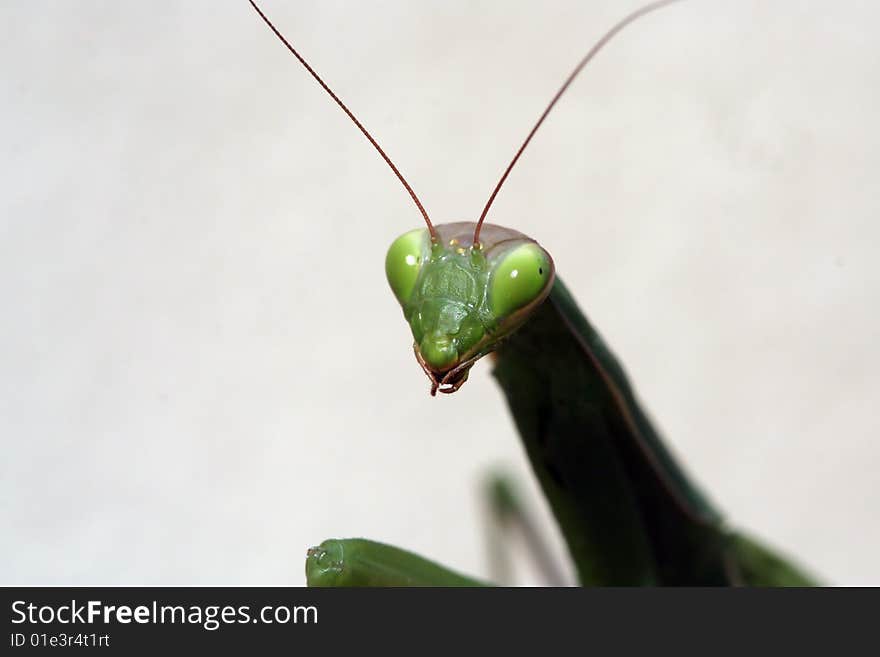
[
  {"left": 249, "top": 0, "right": 817, "bottom": 585},
  {"left": 387, "top": 223, "right": 554, "bottom": 395}
]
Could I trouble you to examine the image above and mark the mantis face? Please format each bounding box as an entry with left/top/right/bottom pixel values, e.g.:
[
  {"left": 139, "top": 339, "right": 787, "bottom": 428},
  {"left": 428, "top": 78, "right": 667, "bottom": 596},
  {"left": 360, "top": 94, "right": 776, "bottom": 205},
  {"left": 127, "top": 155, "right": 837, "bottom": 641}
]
[{"left": 386, "top": 222, "right": 555, "bottom": 395}]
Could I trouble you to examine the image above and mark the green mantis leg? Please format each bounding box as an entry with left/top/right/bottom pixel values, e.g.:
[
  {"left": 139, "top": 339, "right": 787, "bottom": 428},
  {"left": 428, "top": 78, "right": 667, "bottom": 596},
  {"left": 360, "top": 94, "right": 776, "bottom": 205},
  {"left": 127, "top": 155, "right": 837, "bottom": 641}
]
[
  {"left": 728, "top": 533, "right": 818, "bottom": 586},
  {"left": 483, "top": 472, "right": 568, "bottom": 586},
  {"left": 305, "top": 538, "right": 491, "bottom": 587}
]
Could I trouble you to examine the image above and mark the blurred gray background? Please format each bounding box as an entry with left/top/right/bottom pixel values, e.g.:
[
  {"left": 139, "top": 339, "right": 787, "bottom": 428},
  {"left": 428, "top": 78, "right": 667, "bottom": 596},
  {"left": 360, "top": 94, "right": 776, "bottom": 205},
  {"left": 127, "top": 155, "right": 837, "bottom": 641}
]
[{"left": 2, "top": 0, "right": 877, "bottom": 585}]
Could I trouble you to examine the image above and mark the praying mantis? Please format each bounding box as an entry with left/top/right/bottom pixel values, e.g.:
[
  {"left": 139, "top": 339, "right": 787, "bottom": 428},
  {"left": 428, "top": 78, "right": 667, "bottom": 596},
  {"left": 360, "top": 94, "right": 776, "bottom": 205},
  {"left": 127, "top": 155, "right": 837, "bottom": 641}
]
[{"left": 247, "top": 0, "right": 817, "bottom": 585}]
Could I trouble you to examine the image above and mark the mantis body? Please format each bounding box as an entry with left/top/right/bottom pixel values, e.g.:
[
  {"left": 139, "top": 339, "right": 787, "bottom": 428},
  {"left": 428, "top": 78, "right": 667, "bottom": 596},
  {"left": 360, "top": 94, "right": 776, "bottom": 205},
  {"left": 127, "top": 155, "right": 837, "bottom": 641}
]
[{"left": 249, "top": 0, "right": 816, "bottom": 586}]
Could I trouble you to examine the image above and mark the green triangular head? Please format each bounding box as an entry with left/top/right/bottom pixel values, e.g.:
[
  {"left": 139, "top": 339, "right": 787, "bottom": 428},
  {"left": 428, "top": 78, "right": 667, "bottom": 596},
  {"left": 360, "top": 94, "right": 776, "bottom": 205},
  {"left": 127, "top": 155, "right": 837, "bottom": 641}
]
[{"left": 386, "top": 222, "right": 555, "bottom": 394}]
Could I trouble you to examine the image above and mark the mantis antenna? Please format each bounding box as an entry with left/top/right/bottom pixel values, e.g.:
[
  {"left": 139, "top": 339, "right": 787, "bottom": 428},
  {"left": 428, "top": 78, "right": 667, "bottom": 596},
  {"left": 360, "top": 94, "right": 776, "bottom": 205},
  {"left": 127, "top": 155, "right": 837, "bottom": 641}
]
[
  {"left": 472, "top": 0, "right": 683, "bottom": 245},
  {"left": 247, "top": 0, "right": 438, "bottom": 241},
  {"left": 248, "top": 0, "right": 682, "bottom": 245}
]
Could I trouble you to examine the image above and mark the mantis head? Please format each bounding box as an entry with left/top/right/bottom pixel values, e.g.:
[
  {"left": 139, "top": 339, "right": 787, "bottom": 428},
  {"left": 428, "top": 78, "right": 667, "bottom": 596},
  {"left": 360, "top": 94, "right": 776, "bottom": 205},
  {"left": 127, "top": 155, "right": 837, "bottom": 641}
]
[
  {"left": 386, "top": 222, "right": 554, "bottom": 395},
  {"left": 247, "top": 0, "right": 683, "bottom": 394}
]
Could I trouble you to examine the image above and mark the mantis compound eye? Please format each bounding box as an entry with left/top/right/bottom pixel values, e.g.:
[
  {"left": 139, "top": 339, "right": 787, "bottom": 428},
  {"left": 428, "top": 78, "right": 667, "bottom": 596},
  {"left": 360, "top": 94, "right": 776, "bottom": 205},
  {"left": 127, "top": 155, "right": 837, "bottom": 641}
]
[
  {"left": 385, "top": 228, "right": 430, "bottom": 305},
  {"left": 489, "top": 243, "right": 553, "bottom": 319}
]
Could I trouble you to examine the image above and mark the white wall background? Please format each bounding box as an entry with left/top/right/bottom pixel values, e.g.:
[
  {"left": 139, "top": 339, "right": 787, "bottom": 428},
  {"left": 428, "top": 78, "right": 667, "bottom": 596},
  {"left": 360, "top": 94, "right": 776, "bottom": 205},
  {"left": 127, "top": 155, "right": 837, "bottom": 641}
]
[{"left": 1, "top": 0, "right": 877, "bottom": 585}]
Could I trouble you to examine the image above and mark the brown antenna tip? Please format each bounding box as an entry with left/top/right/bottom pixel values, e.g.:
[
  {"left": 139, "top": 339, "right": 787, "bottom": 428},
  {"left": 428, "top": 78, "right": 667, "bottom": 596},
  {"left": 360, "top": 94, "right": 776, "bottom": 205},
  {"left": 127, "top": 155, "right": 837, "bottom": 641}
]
[
  {"left": 473, "top": 0, "right": 684, "bottom": 245},
  {"left": 247, "top": 0, "right": 437, "bottom": 240}
]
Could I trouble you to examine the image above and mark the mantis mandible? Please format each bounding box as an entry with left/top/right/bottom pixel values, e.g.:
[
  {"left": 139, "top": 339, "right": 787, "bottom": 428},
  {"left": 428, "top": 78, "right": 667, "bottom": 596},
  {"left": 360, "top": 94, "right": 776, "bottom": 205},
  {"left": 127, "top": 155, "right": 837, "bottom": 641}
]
[{"left": 248, "top": 0, "right": 816, "bottom": 586}]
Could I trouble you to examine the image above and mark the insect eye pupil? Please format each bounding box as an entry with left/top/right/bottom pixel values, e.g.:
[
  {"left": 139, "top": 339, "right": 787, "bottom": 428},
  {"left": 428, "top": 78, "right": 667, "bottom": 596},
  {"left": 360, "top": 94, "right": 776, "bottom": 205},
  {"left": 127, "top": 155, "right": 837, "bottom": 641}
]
[{"left": 539, "top": 267, "right": 543, "bottom": 275}]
